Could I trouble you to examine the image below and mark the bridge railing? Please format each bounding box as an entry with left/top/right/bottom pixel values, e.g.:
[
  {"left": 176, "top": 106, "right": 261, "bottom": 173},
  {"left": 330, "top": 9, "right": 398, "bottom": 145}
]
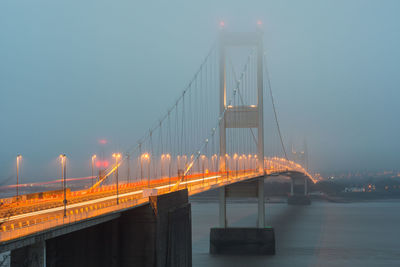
[{"left": 0, "top": 192, "right": 149, "bottom": 242}]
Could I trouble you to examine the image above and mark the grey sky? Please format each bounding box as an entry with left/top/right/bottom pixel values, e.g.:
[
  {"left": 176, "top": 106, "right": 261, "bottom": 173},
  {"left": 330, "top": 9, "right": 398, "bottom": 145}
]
[{"left": 1, "top": 0, "right": 399, "bottom": 182}]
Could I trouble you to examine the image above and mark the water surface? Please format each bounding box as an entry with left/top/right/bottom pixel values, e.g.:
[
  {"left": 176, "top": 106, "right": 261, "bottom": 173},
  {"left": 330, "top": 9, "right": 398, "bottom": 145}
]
[{"left": 191, "top": 200, "right": 400, "bottom": 267}]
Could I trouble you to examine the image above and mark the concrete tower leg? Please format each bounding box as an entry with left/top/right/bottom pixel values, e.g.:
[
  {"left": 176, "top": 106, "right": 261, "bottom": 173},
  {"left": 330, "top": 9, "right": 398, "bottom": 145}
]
[
  {"left": 257, "top": 177, "right": 265, "bottom": 228},
  {"left": 290, "top": 178, "right": 294, "bottom": 196},
  {"left": 304, "top": 176, "right": 308, "bottom": 195},
  {"left": 219, "top": 187, "right": 227, "bottom": 228}
]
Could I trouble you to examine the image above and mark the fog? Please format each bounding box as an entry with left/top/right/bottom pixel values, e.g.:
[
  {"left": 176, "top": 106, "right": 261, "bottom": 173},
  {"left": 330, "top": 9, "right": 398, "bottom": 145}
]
[{"left": 1, "top": 0, "right": 399, "bottom": 183}]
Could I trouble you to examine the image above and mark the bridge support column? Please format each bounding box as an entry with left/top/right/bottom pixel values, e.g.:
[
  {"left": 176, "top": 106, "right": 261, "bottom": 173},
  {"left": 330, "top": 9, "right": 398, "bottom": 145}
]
[
  {"left": 119, "top": 189, "right": 192, "bottom": 267},
  {"left": 257, "top": 177, "right": 265, "bottom": 228},
  {"left": 287, "top": 177, "right": 311, "bottom": 205},
  {"left": 210, "top": 177, "right": 275, "bottom": 255},
  {"left": 11, "top": 240, "right": 46, "bottom": 267},
  {"left": 45, "top": 217, "right": 120, "bottom": 267},
  {"left": 219, "top": 187, "right": 227, "bottom": 227},
  {"left": 304, "top": 176, "right": 308, "bottom": 195},
  {"left": 290, "top": 178, "right": 294, "bottom": 196}
]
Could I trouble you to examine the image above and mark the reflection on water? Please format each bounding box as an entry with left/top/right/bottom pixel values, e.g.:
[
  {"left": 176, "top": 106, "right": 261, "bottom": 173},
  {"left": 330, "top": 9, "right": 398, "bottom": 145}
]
[{"left": 191, "top": 199, "right": 400, "bottom": 267}]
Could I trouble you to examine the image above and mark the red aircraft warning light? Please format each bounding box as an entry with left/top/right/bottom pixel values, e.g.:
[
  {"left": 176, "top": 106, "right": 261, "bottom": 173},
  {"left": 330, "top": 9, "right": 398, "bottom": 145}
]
[
  {"left": 99, "top": 139, "right": 107, "bottom": 145},
  {"left": 96, "top": 160, "right": 109, "bottom": 168}
]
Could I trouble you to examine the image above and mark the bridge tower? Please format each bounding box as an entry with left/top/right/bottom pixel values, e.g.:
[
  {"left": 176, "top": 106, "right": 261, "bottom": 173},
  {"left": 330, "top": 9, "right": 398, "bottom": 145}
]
[
  {"left": 218, "top": 29, "right": 264, "bottom": 174},
  {"left": 218, "top": 28, "right": 266, "bottom": 228},
  {"left": 211, "top": 27, "right": 274, "bottom": 256}
]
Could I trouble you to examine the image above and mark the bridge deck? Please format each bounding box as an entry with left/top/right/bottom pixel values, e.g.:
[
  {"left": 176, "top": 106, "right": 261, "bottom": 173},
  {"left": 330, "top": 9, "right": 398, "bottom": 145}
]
[{"left": 0, "top": 158, "right": 313, "bottom": 245}]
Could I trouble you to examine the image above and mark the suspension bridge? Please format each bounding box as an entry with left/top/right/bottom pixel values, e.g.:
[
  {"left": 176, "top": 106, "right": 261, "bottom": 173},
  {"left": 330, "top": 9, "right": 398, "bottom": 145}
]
[{"left": 0, "top": 26, "right": 316, "bottom": 267}]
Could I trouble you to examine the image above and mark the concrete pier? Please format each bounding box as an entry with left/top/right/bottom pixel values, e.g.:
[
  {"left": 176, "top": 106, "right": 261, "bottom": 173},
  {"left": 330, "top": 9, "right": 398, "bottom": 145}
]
[
  {"left": 210, "top": 228, "right": 275, "bottom": 255},
  {"left": 11, "top": 241, "right": 46, "bottom": 267},
  {"left": 119, "top": 188, "right": 192, "bottom": 267}
]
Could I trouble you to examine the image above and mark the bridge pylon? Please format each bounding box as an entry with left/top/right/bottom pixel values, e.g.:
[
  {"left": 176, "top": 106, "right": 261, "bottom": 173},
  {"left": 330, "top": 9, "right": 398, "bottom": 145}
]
[
  {"left": 218, "top": 30, "right": 264, "bottom": 174},
  {"left": 211, "top": 28, "right": 275, "bottom": 256},
  {"left": 218, "top": 28, "right": 265, "bottom": 228}
]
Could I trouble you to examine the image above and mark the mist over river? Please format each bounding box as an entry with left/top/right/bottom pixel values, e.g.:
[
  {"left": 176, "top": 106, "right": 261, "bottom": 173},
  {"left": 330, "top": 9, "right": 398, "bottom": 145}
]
[{"left": 191, "top": 199, "right": 400, "bottom": 267}]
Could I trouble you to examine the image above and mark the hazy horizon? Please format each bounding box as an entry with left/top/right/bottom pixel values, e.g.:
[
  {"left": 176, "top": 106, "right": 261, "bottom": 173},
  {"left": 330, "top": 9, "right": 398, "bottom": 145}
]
[{"left": 1, "top": 0, "right": 400, "bottom": 183}]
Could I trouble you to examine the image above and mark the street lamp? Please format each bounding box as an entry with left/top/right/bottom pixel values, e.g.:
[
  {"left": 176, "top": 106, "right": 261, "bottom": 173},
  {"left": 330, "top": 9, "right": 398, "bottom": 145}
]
[
  {"left": 59, "top": 154, "right": 67, "bottom": 217},
  {"left": 167, "top": 154, "right": 171, "bottom": 187},
  {"left": 141, "top": 153, "right": 150, "bottom": 187},
  {"left": 161, "top": 154, "right": 165, "bottom": 178},
  {"left": 126, "top": 153, "right": 130, "bottom": 184},
  {"left": 248, "top": 154, "right": 252, "bottom": 173},
  {"left": 200, "top": 155, "right": 207, "bottom": 180},
  {"left": 112, "top": 153, "right": 121, "bottom": 204},
  {"left": 225, "top": 154, "right": 230, "bottom": 180},
  {"left": 233, "top": 154, "right": 238, "bottom": 177},
  {"left": 16, "top": 154, "right": 22, "bottom": 200},
  {"left": 91, "top": 155, "right": 97, "bottom": 186},
  {"left": 242, "top": 154, "right": 247, "bottom": 175},
  {"left": 161, "top": 153, "right": 172, "bottom": 189}
]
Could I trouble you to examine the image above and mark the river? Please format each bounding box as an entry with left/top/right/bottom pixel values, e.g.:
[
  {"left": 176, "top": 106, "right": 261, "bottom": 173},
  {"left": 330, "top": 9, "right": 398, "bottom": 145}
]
[{"left": 191, "top": 199, "right": 400, "bottom": 267}]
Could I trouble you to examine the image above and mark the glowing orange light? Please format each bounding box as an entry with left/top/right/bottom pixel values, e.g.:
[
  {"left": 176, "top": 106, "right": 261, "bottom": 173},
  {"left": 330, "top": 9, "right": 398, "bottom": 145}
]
[
  {"left": 219, "top": 21, "right": 225, "bottom": 27},
  {"left": 59, "top": 154, "right": 66, "bottom": 162},
  {"left": 112, "top": 153, "right": 121, "bottom": 159},
  {"left": 257, "top": 20, "right": 262, "bottom": 26}
]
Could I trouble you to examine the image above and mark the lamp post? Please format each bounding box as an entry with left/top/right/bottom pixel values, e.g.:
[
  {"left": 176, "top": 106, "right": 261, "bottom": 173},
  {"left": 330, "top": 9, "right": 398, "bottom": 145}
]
[
  {"left": 233, "top": 154, "right": 238, "bottom": 177},
  {"left": 242, "top": 155, "right": 247, "bottom": 175},
  {"left": 126, "top": 153, "right": 130, "bottom": 184},
  {"left": 201, "top": 155, "right": 206, "bottom": 182},
  {"left": 225, "top": 154, "right": 230, "bottom": 180},
  {"left": 161, "top": 154, "right": 165, "bottom": 178},
  {"left": 147, "top": 155, "right": 151, "bottom": 187},
  {"left": 91, "top": 155, "right": 96, "bottom": 186},
  {"left": 59, "top": 154, "right": 67, "bottom": 217},
  {"left": 141, "top": 153, "right": 150, "bottom": 187},
  {"left": 167, "top": 154, "right": 171, "bottom": 187},
  {"left": 164, "top": 154, "right": 171, "bottom": 189},
  {"left": 16, "top": 154, "right": 22, "bottom": 200},
  {"left": 112, "top": 153, "right": 121, "bottom": 204}
]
